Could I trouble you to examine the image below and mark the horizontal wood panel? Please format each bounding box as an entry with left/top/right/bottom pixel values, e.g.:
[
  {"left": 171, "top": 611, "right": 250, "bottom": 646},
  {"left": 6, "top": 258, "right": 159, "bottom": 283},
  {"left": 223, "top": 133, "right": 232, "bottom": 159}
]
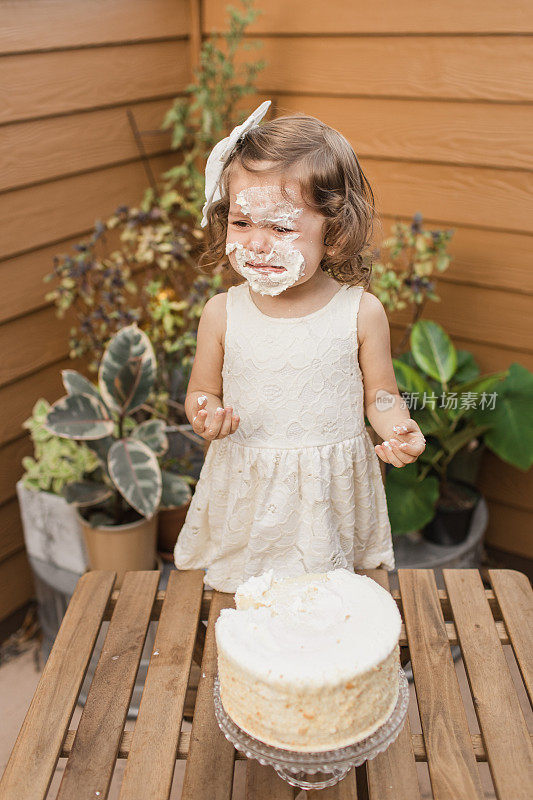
[
  {"left": 0, "top": 235, "right": 107, "bottom": 324},
  {"left": 0, "top": 549, "right": 34, "bottom": 622},
  {"left": 250, "top": 36, "right": 533, "bottom": 102},
  {"left": 0, "top": 97, "right": 175, "bottom": 193},
  {"left": 0, "top": 437, "right": 31, "bottom": 507},
  {"left": 389, "top": 281, "right": 532, "bottom": 352},
  {"left": 270, "top": 94, "right": 533, "bottom": 171},
  {"left": 0, "top": 357, "right": 81, "bottom": 446},
  {"left": 390, "top": 325, "right": 533, "bottom": 374},
  {"left": 484, "top": 502, "right": 533, "bottom": 559},
  {"left": 378, "top": 215, "right": 533, "bottom": 295},
  {"left": 1, "top": 0, "right": 189, "bottom": 54},
  {"left": 0, "top": 40, "right": 189, "bottom": 124},
  {"left": 0, "top": 306, "right": 74, "bottom": 388},
  {"left": 0, "top": 152, "right": 177, "bottom": 261},
  {"left": 364, "top": 160, "right": 533, "bottom": 234},
  {"left": 204, "top": 0, "right": 533, "bottom": 34},
  {"left": 0, "top": 498, "right": 24, "bottom": 563},
  {"left": 479, "top": 451, "right": 533, "bottom": 513}
]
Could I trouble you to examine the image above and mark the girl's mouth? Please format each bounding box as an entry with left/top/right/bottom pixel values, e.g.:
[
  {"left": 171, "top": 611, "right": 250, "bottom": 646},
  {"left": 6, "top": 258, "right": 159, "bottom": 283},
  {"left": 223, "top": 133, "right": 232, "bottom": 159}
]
[{"left": 246, "top": 262, "right": 286, "bottom": 272}]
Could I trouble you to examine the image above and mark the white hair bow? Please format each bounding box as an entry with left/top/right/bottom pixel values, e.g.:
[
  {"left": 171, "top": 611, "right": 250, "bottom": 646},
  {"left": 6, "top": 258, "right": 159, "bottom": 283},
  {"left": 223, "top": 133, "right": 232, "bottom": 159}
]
[{"left": 200, "top": 100, "right": 271, "bottom": 228}]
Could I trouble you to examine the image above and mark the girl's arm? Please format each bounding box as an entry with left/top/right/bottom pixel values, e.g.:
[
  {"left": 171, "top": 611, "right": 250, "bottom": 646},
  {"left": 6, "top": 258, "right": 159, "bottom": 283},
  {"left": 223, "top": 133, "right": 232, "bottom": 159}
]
[
  {"left": 186, "top": 293, "right": 239, "bottom": 440},
  {"left": 357, "top": 292, "right": 425, "bottom": 467}
]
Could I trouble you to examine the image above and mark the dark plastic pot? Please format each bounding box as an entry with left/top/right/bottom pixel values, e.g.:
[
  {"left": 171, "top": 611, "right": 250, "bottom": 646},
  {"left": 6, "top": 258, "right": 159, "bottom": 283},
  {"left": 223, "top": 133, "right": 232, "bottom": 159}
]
[{"left": 422, "top": 479, "right": 481, "bottom": 546}]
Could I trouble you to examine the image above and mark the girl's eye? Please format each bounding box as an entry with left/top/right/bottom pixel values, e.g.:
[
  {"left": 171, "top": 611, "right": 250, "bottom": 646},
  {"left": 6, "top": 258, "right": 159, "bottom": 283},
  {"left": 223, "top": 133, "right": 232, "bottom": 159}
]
[{"left": 230, "top": 221, "right": 294, "bottom": 233}]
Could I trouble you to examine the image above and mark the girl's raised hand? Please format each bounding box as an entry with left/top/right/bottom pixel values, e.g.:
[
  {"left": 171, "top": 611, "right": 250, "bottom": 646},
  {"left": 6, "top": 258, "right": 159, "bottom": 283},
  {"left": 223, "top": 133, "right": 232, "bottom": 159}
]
[
  {"left": 375, "top": 418, "right": 426, "bottom": 468},
  {"left": 192, "top": 396, "right": 240, "bottom": 441}
]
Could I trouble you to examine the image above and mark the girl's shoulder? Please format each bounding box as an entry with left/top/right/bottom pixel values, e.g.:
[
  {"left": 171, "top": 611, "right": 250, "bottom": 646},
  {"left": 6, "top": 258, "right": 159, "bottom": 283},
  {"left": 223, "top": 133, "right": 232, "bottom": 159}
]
[{"left": 356, "top": 288, "right": 389, "bottom": 348}]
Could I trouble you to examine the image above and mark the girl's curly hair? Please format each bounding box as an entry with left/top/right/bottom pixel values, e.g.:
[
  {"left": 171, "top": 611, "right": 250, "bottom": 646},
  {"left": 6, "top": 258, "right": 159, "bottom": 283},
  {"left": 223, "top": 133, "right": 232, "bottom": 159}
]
[{"left": 199, "top": 113, "right": 381, "bottom": 287}]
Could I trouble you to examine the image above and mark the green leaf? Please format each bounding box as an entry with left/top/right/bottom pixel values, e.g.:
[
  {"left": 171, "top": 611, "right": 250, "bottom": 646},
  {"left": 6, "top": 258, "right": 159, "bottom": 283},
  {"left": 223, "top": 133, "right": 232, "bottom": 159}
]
[
  {"left": 44, "top": 393, "right": 114, "bottom": 440},
  {"left": 61, "top": 370, "right": 101, "bottom": 401},
  {"left": 448, "top": 371, "right": 507, "bottom": 422},
  {"left": 131, "top": 419, "right": 169, "bottom": 456},
  {"left": 108, "top": 439, "right": 162, "bottom": 518},
  {"left": 385, "top": 463, "right": 440, "bottom": 534},
  {"left": 62, "top": 482, "right": 113, "bottom": 507},
  {"left": 473, "top": 362, "right": 533, "bottom": 470},
  {"left": 453, "top": 350, "right": 480, "bottom": 384},
  {"left": 393, "top": 359, "right": 434, "bottom": 396},
  {"left": 98, "top": 325, "right": 156, "bottom": 414},
  {"left": 160, "top": 470, "right": 191, "bottom": 508},
  {"left": 411, "top": 320, "right": 457, "bottom": 384}
]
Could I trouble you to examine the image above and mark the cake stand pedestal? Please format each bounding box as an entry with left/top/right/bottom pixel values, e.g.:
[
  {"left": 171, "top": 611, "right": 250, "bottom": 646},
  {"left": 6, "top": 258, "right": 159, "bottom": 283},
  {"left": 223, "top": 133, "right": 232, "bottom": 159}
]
[{"left": 213, "top": 667, "right": 409, "bottom": 790}]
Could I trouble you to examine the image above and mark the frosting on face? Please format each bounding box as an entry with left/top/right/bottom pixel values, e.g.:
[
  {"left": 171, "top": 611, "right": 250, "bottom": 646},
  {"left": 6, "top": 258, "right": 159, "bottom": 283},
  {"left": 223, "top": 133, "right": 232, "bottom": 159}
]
[
  {"left": 225, "top": 240, "right": 305, "bottom": 296},
  {"left": 235, "top": 186, "right": 303, "bottom": 227},
  {"left": 226, "top": 185, "right": 307, "bottom": 296}
]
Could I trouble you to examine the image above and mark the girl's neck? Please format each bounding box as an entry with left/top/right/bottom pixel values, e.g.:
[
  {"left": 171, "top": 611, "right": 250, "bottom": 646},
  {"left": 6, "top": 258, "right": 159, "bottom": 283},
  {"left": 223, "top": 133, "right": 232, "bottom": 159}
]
[{"left": 247, "top": 268, "right": 340, "bottom": 318}]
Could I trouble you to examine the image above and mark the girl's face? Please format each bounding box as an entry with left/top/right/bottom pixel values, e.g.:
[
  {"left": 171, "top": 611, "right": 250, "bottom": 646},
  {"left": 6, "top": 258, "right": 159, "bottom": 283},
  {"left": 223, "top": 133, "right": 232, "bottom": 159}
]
[{"left": 225, "top": 164, "right": 327, "bottom": 297}]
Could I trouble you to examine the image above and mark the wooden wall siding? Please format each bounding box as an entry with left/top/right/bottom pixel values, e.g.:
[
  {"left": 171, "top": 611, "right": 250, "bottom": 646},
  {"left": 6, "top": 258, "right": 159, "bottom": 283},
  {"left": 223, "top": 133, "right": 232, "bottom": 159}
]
[
  {"left": 203, "top": 1, "right": 533, "bottom": 558},
  {"left": 0, "top": 0, "right": 191, "bottom": 622},
  {"left": 1, "top": 1, "right": 532, "bottom": 626}
]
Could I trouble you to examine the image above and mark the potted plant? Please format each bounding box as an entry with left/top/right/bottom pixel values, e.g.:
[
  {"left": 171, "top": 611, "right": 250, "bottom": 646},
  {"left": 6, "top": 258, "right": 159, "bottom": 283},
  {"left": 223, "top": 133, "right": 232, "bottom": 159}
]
[
  {"left": 369, "top": 211, "right": 454, "bottom": 358},
  {"left": 16, "top": 399, "right": 101, "bottom": 574},
  {"left": 386, "top": 319, "right": 533, "bottom": 545},
  {"left": 43, "top": 324, "right": 191, "bottom": 587}
]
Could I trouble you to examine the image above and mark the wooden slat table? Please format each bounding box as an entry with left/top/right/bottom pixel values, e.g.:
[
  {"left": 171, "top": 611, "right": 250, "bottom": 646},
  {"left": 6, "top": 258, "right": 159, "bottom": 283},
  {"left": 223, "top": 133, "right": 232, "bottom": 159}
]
[{"left": 1, "top": 568, "right": 532, "bottom": 799}]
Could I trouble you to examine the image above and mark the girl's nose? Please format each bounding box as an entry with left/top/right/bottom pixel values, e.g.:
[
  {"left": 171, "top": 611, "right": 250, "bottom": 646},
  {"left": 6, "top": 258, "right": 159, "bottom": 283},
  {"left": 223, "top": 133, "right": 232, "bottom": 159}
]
[{"left": 248, "top": 230, "right": 272, "bottom": 253}]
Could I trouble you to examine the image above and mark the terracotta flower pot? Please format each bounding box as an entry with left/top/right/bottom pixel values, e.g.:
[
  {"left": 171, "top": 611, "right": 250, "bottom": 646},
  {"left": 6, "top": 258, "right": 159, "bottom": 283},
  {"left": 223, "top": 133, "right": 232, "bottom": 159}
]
[
  {"left": 157, "top": 499, "right": 192, "bottom": 561},
  {"left": 77, "top": 510, "right": 158, "bottom": 589}
]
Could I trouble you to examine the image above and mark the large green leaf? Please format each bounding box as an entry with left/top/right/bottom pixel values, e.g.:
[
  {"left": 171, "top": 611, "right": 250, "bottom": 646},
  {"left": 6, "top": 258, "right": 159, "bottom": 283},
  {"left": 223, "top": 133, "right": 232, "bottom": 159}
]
[
  {"left": 448, "top": 371, "right": 507, "bottom": 422},
  {"left": 108, "top": 438, "right": 161, "bottom": 518},
  {"left": 131, "top": 419, "right": 168, "bottom": 456},
  {"left": 393, "top": 359, "right": 434, "bottom": 396},
  {"left": 411, "top": 320, "right": 457, "bottom": 384},
  {"left": 385, "top": 463, "right": 440, "bottom": 534},
  {"left": 160, "top": 470, "right": 191, "bottom": 508},
  {"left": 453, "top": 350, "right": 480, "bottom": 384},
  {"left": 98, "top": 325, "right": 156, "bottom": 414},
  {"left": 45, "top": 393, "right": 114, "bottom": 440},
  {"left": 473, "top": 362, "right": 533, "bottom": 470}
]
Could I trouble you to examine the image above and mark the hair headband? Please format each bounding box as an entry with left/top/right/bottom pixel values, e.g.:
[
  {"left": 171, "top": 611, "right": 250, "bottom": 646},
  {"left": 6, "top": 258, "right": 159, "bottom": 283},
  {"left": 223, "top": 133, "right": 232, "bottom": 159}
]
[{"left": 200, "top": 100, "right": 271, "bottom": 228}]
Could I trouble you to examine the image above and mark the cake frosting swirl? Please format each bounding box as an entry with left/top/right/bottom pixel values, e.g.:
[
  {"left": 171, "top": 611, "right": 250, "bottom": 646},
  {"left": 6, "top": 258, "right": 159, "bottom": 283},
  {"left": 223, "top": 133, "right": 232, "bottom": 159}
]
[{"left": 215, "top": 569, "right": 401, "bottom": 751}]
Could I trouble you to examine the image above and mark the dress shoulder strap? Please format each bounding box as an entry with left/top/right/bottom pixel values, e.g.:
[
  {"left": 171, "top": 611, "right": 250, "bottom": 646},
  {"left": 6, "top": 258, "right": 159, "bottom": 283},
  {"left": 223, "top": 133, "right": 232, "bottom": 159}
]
[{"left": 346, "top": 284, "right": 365, "bottom": 347}]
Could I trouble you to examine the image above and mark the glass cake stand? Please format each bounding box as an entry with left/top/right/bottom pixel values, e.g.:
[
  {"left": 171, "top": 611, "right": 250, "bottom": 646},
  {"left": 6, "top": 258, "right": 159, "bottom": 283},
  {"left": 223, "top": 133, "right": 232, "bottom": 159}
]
[{"left": 213, "top": 667, "right": 409, "bottom": 790}]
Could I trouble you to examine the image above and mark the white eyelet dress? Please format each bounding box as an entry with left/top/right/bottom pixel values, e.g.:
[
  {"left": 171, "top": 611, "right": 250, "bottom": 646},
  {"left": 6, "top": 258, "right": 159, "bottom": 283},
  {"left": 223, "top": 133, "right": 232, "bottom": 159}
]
[{"left": 174, "top": 281, "right": 395, "bottom": 592}]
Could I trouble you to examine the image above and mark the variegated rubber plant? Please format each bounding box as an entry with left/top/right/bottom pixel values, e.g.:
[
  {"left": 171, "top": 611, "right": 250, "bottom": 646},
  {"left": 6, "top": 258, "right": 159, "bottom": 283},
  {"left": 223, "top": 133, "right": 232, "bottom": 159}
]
[{"left": 43, "top": 325, "right": 190, "bottom": 525}]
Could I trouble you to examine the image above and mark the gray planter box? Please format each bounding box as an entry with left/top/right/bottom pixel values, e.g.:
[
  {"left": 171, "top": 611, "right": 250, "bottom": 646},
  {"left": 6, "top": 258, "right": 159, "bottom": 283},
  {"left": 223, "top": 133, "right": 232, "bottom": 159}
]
[{"left": 16, "top": 479, "right": 88, "bottom": 575}]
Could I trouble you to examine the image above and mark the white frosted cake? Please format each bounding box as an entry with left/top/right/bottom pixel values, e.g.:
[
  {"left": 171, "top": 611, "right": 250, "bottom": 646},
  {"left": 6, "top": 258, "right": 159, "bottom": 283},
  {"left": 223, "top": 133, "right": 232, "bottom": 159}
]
[{"left": 215, "top": 568, "right": 402, "bottom": 752}]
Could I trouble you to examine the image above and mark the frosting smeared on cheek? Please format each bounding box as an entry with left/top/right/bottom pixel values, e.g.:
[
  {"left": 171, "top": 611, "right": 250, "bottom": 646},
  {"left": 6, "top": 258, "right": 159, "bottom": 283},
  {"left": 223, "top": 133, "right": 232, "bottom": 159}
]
[{"left": 226, "top": 185, "right": 306, "bottom": 297}]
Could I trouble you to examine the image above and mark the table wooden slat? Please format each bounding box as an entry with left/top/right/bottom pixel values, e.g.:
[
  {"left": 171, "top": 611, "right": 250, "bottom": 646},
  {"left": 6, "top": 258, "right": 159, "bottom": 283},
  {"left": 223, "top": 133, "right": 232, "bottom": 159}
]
[
  {"left": 118, "top": 569, "right": 204, "bottom": 800},
  {"left": 0, "top": 570, "right": 115, "bottom": 800},
  {"left": 489, "top": 568, "right": 533, "bottom": 704},
  {"left": 398, "top": 569, "right": 484, "bottom": 800},
  {"left": 181, "top": 590, "right": 236, "bottom": 800},
  {"left": 443, "top": 569, "right": 533, "bottom": 800},
  {"left": 56, "top": 571, "right": 160, "bottom": 800},
  {"left": 245, "top": 762, "right": 296, "bottom": 799},
  {"left": 356, "top": 569, "right": 421, "bottom": 800}
]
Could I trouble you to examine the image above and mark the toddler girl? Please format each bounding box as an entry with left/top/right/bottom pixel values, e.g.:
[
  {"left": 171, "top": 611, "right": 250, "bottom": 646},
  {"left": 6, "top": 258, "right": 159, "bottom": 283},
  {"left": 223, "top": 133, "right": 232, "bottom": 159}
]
[{"left": 174, "top": 101, "right": 426, "bottom": 591}]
